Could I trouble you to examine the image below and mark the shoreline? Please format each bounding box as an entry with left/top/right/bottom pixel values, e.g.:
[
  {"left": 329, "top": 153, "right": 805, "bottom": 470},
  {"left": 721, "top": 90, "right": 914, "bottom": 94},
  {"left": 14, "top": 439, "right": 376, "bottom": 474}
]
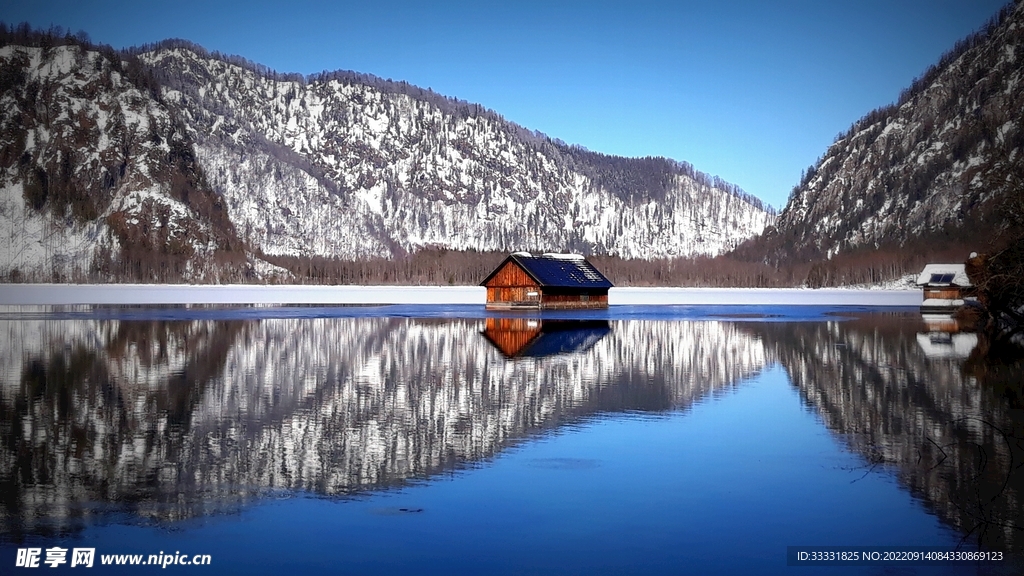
[{"left": 0, "top": 284, "right": 922, "bottom": 307}]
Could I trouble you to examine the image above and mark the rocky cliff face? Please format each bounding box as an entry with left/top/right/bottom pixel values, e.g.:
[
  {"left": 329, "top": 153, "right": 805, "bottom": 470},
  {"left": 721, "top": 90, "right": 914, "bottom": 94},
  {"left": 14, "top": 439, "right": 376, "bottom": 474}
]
[
  {"left": 0, "top": 32, "right": 772, "bottom": 282},
  {"left": 758, "top": 1, "right": 1023, "bottom": 262},
  {"left": 0, "top": 43, "right": 247, "bottom": 282}
]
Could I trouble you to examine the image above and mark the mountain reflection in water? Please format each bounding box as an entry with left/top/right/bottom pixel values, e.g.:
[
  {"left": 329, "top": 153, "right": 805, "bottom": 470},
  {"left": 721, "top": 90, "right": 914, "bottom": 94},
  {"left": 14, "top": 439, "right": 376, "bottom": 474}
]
[
  {"left": 745, "top": 314, "right": 1024, "bottom": 554},
  {"left": 0, "top": 316, "right": 765, "bottom": 540},
  {"left": 2, "top": 311, "right": 1022, "bottom": 557}
]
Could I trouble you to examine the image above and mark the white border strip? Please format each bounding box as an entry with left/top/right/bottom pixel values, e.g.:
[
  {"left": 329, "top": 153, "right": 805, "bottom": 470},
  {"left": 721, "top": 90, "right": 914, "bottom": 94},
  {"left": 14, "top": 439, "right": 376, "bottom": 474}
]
[
  {"left": 0, "top": 285, "right": 922, "bottom": 306},
  {"left": 610, "top": 287, "right": 921, "bottom": 306}
]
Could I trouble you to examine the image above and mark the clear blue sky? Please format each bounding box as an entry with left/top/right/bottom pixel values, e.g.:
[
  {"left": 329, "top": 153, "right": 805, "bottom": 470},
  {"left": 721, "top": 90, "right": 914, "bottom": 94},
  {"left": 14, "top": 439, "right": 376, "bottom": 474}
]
[{"left": 1, "top": 0, "right": 1011, "bottom": 208}]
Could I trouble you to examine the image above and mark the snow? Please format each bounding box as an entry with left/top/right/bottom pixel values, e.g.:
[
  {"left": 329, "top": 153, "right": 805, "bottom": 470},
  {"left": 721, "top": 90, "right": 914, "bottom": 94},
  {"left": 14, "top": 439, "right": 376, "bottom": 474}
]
[
  {"left": 844, "top": 273, "right": 918, "bottom": 291},
  {"left": 915, "top": 263, "right": 971, "bottom": 286},
  {"left": 770, "top": 3, "right": 1024, "bottom": 260},
  {"left": 136, "top": 47, "right": 773, "bottom": 261},
  {"left": 0, "top": 285, "right": 922, "bottom": 307},
  {"left": 611, "top": 287, "right": 920, "bottom": 307},
  {"left": 0, "top": 181, "right": 101, "bottom": 281},
  {"left": 921, "top": 298, "right": 965, "bottom": 308},
  {"left": 541, "top": 253, "right": 585, "bottom": 260},
  {"left": 0, "top": 284, "right": 486, "bottom": 306}
]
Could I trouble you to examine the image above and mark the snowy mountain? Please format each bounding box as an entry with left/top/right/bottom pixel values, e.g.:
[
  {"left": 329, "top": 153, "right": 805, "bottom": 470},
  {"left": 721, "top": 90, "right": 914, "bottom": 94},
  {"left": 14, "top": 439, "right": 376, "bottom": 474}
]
[
  {"left": 0, "top": 30, "right": 772, "bottom": 282},
  {"left": 144, "top": 43, "right": 772, "bottom": 261},
  {"left": 754, "top": 1, "right": 1023, "bottom": 262},
  {"left": 0, "top": 42, "right": 249, "bottom": 282}
]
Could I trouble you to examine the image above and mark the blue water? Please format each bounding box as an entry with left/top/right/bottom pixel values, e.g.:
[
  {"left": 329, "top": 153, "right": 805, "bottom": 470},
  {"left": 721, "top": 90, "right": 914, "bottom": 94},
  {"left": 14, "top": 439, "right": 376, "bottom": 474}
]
[
  {"left": 4, "top": 370, "right": 985, "bottom": 575},
  {"left": 1, "top": 310, "right": 1019, "bottom": 574}
]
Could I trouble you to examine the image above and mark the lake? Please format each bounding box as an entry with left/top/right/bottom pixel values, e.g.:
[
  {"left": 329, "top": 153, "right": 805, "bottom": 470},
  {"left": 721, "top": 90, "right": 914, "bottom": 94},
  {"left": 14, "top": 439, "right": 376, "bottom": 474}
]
[{"left": 1, "top": 305, "right": 1022, "bottom": 574}]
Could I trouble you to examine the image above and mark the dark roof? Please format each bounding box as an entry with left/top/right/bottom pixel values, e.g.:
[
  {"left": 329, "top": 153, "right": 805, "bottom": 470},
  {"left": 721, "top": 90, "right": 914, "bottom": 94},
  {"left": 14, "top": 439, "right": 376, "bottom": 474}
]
[{"left": 481, "top": 254, "right": 613, "bottom": 289}]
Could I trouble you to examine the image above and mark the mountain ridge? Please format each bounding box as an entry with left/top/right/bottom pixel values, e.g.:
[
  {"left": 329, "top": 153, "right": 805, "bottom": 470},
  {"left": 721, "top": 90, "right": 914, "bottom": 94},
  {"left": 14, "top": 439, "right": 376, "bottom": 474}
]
[
  {"left": 0, "top": 26, "right": 772, "bottom": 282},
  {"left": 747, "top": 0, "right": 1023, "bottom": 266}
]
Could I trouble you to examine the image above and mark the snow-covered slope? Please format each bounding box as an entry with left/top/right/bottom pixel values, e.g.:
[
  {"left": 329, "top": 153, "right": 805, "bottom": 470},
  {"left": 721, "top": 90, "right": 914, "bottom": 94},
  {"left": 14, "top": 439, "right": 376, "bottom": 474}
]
[
  {"left": 143, "top": 45, "right": 771, "bottom": 261},
  {"left": 0, "top": 43, "right": 250, "bottom": 282},
  {"left": 758, "top": 1, "right": 1023, "bottom": 261},
  {"left": 0, "top": 33, "right": 773, "bottom": 282}
]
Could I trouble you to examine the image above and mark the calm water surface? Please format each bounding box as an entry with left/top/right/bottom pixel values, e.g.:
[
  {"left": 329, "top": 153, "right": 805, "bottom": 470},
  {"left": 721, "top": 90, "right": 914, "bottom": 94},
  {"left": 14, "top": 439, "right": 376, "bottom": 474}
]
[{"left": 1, "top": 307, "right": 1022, "bottom": 574}]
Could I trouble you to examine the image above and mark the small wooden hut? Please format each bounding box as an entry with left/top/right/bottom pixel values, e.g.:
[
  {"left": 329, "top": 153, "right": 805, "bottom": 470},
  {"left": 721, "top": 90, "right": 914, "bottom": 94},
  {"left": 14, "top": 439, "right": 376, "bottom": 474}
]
[
  {"left": 481, "top": 252, "right": 613, "bottom": 310},
  {"left": 915, "top": 263, "right": 974, "bottom": 313}
]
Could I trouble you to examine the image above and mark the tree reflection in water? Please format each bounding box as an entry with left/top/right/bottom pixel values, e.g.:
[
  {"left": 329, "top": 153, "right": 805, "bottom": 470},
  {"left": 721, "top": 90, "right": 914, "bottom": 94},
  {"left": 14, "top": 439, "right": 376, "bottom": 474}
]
[
  {"left": 0, "top": 316, "right": 765, "bottom": 540},
  {"left": 745, "top": 313, "right": 1024, "bottom": 553},
  {"left": 2, "top": 310, "right": 1021, "bottom": 556}
]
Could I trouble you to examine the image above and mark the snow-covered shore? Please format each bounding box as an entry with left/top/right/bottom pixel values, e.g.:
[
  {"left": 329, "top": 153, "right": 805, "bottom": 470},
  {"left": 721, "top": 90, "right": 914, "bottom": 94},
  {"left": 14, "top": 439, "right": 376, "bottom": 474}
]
[
  {"left": 0, "top": 284, "right": 922, "bottom": 307},
  {"left": 611, "top": 287, "right": 920, "bottom": 306}
]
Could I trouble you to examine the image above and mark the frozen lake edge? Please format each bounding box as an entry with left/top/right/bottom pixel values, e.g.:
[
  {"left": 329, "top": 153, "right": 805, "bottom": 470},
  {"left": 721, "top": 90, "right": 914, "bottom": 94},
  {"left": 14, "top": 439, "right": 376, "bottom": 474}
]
[{"left": 0, "top": 284, "right": 922, "bottom": 307}]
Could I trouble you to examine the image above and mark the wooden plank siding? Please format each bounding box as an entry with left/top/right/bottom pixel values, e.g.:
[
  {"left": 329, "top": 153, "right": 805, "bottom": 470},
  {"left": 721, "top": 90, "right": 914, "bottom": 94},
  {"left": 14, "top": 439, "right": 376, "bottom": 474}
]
[
  {"left": 484, "top": 261, "right": 539, "bottom": 288},
  {"left": 540, "top": 292, "right": 609, "bottom": 309},
  {"left": 485, "top": 261, "right": 542, "bottom": 308},
  {"left": 924, "top": 288, "right": 963, "bottom": 300},
  {"left": 486, "top": 286, "right": 541, "bottom": 304}
]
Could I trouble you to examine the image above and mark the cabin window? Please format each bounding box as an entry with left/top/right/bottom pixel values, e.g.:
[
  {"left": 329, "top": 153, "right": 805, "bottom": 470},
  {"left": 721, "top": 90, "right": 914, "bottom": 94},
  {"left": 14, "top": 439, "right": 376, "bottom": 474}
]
[
  {"left": 581, "top": 294, "right": 589, "bottom": 301},
  {"left": 527, "top": 291, "right": 539, "bottom": 298}
]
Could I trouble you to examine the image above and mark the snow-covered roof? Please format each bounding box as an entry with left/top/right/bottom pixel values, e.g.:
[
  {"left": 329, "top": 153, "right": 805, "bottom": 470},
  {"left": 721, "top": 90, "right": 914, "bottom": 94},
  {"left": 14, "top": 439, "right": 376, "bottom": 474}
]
[
  {"left": 540, "top": 253, "right": 585, "bottom": 261},
  {"left": 915, "top": 263, "right": 971, "bottom": 287}
]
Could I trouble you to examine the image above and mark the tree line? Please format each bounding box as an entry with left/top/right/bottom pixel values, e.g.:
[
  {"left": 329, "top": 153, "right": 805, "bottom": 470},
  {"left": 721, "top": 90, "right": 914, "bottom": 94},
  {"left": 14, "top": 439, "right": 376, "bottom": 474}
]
[{"left": 247, "top": 244, "right": 962, "bottom": 289}]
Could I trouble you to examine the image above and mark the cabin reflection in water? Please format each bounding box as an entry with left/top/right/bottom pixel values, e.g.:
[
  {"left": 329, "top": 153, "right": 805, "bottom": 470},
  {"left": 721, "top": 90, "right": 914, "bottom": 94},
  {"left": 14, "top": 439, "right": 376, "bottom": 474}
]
[
  {"left": 481, "top": 318, "right": 611, "bottom": 358},
  {"left": 6, "top": 312, "right": 1023, "bottom": 561},
  {"left": 916, "top": 313, "right": 979, "bottom": 360}
]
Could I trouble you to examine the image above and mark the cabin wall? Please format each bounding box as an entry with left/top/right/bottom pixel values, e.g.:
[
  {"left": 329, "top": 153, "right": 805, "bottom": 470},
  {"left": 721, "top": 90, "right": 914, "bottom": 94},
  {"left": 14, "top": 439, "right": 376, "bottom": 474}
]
[
  {"left": 485, "top": 262, "right": 541, "bottom": 307},
  {"left": 485, "top": 262, "right": 538, "bottom": 289},
  {"left": 540, "top": 292, "right": 609, "bottom": 309},
  {"left": 486, "top": 286, "right": 542, "bottom": 304},
  {"left": 924, "top": 287, "right": 962, "bottom": 300}
]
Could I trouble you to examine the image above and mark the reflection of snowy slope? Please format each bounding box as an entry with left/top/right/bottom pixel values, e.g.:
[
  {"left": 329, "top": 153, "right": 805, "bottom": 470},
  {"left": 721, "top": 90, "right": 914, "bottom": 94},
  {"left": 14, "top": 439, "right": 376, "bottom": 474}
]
[
  {"left": 0, "top": 317, "right": 765, "bottom": 536},
  {"left": 184, "top": 318, "right": 768, "bottom": 493},
  {"left": 752, "top": 318, "right": 1024, "bottom": 553}
]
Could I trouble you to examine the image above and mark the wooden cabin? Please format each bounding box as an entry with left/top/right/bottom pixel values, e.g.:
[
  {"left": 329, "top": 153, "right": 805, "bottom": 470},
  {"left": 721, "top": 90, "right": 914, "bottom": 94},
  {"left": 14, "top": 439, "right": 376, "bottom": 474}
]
[
  {"left": 915, "top": 263, "right": 974, "bottom": 313},
  {"left": 481, "top": 252, "right": 613, "bottom": 310}
]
